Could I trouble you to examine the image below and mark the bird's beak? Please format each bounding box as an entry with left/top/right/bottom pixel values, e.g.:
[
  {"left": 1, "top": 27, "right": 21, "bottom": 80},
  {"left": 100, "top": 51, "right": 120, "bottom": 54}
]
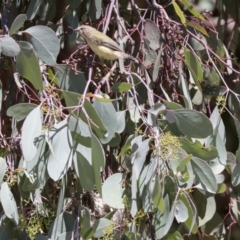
[{"left": 73, "top": 27, "right": 79, "bottom": 32}]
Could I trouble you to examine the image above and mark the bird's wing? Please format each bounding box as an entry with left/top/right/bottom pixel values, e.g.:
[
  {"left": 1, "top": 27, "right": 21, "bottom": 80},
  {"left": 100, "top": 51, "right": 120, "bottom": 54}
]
[
  {"left": 90, "top": 34, "right": 124, "bottom": 52},
  {"left": 101, "top": 40, "right": 124, "bottom": 52}
]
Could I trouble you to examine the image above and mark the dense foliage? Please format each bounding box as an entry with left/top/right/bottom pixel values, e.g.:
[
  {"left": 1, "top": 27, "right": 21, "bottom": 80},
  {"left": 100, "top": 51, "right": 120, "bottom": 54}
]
[{"left": 1, "top": 0, "right": 240, "bottom": 239}]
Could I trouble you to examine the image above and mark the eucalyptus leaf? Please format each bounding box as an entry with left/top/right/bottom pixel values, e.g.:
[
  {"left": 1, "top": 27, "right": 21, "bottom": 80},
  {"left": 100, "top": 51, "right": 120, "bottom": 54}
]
[
  {"left": 166, "top": 109, "right": 213, "bottom": 138},
  {"left": 92, "top": 99, "right": 117, "bottom": 144},
  {"left": 0, "top": 37, "right": 20, "bottom": 57},
  {"left": 21, "top": 106, "right": 43, "bottom": 162},
  {"left": 9, "top": 14, "right": 27, "bottom": 35},
  {"left": 1, "top": 182, "right": 19, "bottom": 225},
  {"left": 192, "top": 157, "right": 218, "bottom": 193},
  {"left": 91, "top": 132, "right": 105, "bottom": 196},
  {"left": 92, "top": 218, "right": 112, "bottom": 238},
  {"left": 47, "top": 119, "right": 73, "bottom": 181},
  {"left": 24, "top": 25, "right": 60, "bottom": 65},
  {"left": 102, "top": 173, "right": 124, "bottom": 209},
  {"left": 16, "top": 41, "right": 43, "bottom": 90},
  {"left": 7, "top": 103, "right": 38, "bottom": 121}
]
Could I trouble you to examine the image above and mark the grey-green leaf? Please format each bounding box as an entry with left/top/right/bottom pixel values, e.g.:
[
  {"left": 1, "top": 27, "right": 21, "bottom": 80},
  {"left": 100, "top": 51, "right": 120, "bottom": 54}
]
[
  {"left": 7, "top": 103, "right": 38, "bottom": 121},
  {"left": 0, "top": 37, "right": 20, "bottom": 57},
  {"left": 9, "top": 14, "right": 27, "bottom": 36},
  {"left": 91, "top": 133, "right": 105, "bottom": 196},
  {"left": 132, "top": 139, "right": 150, "bottom": 179},
  {"left": 1, "top": 182, "right": 19, "bottom": 225},
  {"left": 16, "top": 41, "right": 43, "bottom": 90},
  {"left": 47, "top": 119, "right": 73, "bottom": 181},
  {"left": 192, "top": 157, "right": 218, "bottom": 193},
  {"left": 74, "top": 150, "right": 95, "bottom": 191},
  {"left": 92, "top": 99, "right": 117, "bottom": 144},
  {"left": 102, "top": 173, "right": 124, "bottom": 209},
  {"left": 166, "top": 109, "right": 213, "bottom": 138},
  {"left": 175, "top": 200, "right": 188, "bottom": 223},
  {"left": 92, "top": 218, "right": 112, "bottom": 238},
  {"left": 26, "top": 0, "right": 43, "bottom": 20},
  {"left": 24, "top": 25, "right": 60, "bottom": 65},
  {"left": 54, "top": 65, "right": 86, "bottom": 94},
  {"left": 21, "top": 106, "right": 43, "bottom": 161}
]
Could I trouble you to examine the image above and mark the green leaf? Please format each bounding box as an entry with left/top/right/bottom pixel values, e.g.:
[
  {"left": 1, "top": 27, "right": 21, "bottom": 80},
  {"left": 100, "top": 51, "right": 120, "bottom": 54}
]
[
  {"left": 35, "top": 234, "right": 48, "bottom": 240},
  {"left": 16, "top": 41, "right": 43, "bottom": 90},
  {"left": 74, "top": 150, "right": 95, "bottom": 191},
  {"left": 147, "top": 102, "right": 165, "bottom": 126},
  {"left": 48, "top": 212, "right": 76, "bottom": 239},
  {"left": 80, "top": 207, "right": 91, "bottom": 237},
  {"left": 232, "top": 163, "right": 240, "bottom": 186},
  {"left": 91, "top": 133, "right": 105, "bottom": 196},
  {"left": 172, "top": 2, "right": 186, "bottom": 25},
  {"left": 152, "top": 176, "right": 164, "bottom": 211},
  {"left": 108, "top": 133, "right": 121, "bottom": 147},
  {"left": 206, "top": 134, "right": 227, "bottom": 174},
  {"left": 198, "top": 197, "right": 216, "bottom": 227},
  {"left": 193, "top": 189, "right": 207, "bottom": 219},
  {"left": 86, "top": 0, "right": 102, "bottom": 20},
  {"left": 116, "top": 111, "right": 126, "bottom": 133},
  {"left": 175, "top": 200, "right": 188, "bottom": 223},
  {"left": 102, "top": 173, "right": 124, "bottom": 209},
  {"left": 25, "top": 135, "right": 47, "bottom": 190},
  {"left": 21, "top": 106, "right": 43, "bottom": 161},
  {"left": 26, "top": 0, "right": 43, "bottom": 20},
  {"left": 179, "top": 0, "right": 205, "bottom": 20},
  {"left": 189, "top": 34, "right": 206, "bottom": 51},
  {"left": 54, "top": 65, "right": 86, "bottom": 94},
  {"left": 112, "top": 82, "right": 133, "bottom": 93},
  {"left": 184, "top": 49, "right": 203, "bottom": 90},
  {"left": 9, "top": 14, "right": 27, "bottom": 36},
  {"left": 7, "top": 103, "right": 38, "bottom": 121},
  {"left": 192, "top": 157, "right": 218, "bottom": 193},
  {"left": 47, "top": 119, "right": 73, "bottom": 181},
  {"left": 92, "top": 99, "right": 117, "bottom": 144},
  {"left": 217, "top": 183, "right": 226, "bottom": 193},
  {"left": 166, "top": 231, "right": 183, "bottom": 240},
  {"left": 118, "top": 135, "right": 134, "bottom": 158},
  {"left": 140, "top": 168, "right": 156, "bottom": 212},
  {"left": 24, "top": 25, "right": 60, "bottom": 65},
  {"left": 186, "top": 21, "right": 209, "bottom": 36},
  {"left": 63, "top": 91, "right": 108, "bottom": 139},
  {"left": 179, "top": 193, "right": 198, "bottom": 234},
  {"left": 177, "top": 154, "right": 192, "bottom": 172},
  {"left": 179, "top": 69, "right": 193, "bottom": 109},
  {"left": 153, "top": 196, "right": 170, "bottom": 239},
  {"left": 127, "top": 95, "right": 141, "bottom": 123},
  {"left": 166, "top": 109, "right": 213, "bottom": 138},
  {"left": 1, "top": 182, "right": 19, "bottom": 225},
  {"left": 0, "top": 37, "right": 20, "bottom": 57},
  {"left": 132, "top": 139, "right": 150, "bottom": 179},
  {"left": 164, "top": 101, "right": 183, "bottom": 110},
  {"left": 92, "top": 218, "right": 112, "bottom": 238},
  {"left": 0, "top": 218, "right": 15, "bottom": 239},
  {"left": 179, "top": 137, "right": 218, "bottom": 160}
]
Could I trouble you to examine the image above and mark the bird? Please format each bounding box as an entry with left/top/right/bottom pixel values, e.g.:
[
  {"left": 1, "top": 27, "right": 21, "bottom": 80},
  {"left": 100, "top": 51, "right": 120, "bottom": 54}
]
[{"left": 74, "top": 25, "right": 138, "bottom": 63}]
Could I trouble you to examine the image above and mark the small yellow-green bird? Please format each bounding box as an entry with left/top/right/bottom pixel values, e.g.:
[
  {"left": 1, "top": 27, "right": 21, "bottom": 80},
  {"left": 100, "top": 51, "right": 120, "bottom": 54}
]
[{"left": 75, "top": 25, "right": 138, "bottom": 63}]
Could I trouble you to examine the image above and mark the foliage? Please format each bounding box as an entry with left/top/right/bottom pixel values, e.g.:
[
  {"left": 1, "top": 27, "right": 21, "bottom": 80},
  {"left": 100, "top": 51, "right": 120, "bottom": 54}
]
[{"left": 1, "top": 0, "right": 240, "bottom": 239}]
